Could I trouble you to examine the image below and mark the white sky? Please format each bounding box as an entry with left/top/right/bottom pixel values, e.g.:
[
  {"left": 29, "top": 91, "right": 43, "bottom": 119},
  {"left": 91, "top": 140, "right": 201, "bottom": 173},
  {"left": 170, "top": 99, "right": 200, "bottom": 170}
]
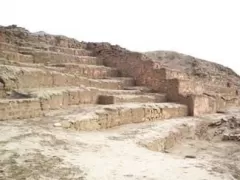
[{"left": 0, "top": 0, "right": 240, "bottom": 74}]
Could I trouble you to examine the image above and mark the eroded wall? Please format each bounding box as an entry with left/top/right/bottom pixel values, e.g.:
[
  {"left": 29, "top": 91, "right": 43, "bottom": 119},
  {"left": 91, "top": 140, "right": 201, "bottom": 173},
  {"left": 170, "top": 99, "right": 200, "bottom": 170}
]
[{"left": 87, "top": 43, "right": 239, "bottom": 115}]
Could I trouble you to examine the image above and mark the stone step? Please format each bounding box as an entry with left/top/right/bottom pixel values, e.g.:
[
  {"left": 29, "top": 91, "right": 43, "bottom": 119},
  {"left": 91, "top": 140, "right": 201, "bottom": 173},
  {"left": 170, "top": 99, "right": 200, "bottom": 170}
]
[
  {"left": 1, "top": 86, "right": 166, "bottom": 120},
  {"left": 0, "top": 88, "right": 187, "bottom": 122},
  {"left": 0, "top": 98, "right": 42, "bottom": 120},
  {"left": 114, "top": 117, "right": 206, "bottom": 152},
  {"left": 0, "top": 82, "right": 5, "bottom": 98},
  {"left": 89, "top": 77, "right": 135, "bottom": 90},
  {"left": 52, "top": 103, "right": 188, "bottom": 130},
  {"left": 0, "top": 65, "right": 135, "bottom": 90},
  {"left": 106, "top": 77, "right": 135, "bottom": 87},
  {"left": 18, "top": 46, "right": 93, "bottom": 57},
  {"left": 0, "top": 50, "right": 34, "bottom": 63},
  {"left": 0, "top": 42, "right": 93, "bottom": 57},
  {"left": 4, "top": 87, "right": 146, "bottom": 111},
  {"left": 124, "top": 86, "right": 153, "bottom": 93},
  {"left": 48, "top": 63, "right": 119, "bottom": 79},
  {"left": 0, "top": 42, "right": 18, "bottom": 52},
  {"left": 90, "top": 87, "right": 143, "bottom": 95},
  {"left": 98, "top": 93, "right": 167, "bottom": 104},
  {"left": 48, "top": 46, "right": 92, "bottom": 56},
  {"left": 20, "top": 50, "right": 102, "bottom": 65},
  {"left": 0, "top": 59, "right": 118, "bottom": 79}
]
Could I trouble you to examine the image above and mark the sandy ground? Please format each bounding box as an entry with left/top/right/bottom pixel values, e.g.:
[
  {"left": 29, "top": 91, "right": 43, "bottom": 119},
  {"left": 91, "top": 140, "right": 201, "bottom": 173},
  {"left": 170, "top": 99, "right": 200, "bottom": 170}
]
[{"left": 1, "top": 109, "right": 240, "bottom": 180}]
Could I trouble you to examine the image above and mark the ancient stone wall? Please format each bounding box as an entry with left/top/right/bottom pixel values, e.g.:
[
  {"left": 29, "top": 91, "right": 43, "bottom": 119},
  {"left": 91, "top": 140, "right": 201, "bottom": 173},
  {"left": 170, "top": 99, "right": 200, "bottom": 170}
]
[
  {"left": 1, "top": 26, "right": 239, "bottom": 117},
  {"left": 87, "top": 43, "right": 190, "bottom": 92},
  {"left": 0, "top": 98, "right": 42, "bottom": 120},
  {"left": 86, "top": 43, "right": 239, "bottom": 115}
]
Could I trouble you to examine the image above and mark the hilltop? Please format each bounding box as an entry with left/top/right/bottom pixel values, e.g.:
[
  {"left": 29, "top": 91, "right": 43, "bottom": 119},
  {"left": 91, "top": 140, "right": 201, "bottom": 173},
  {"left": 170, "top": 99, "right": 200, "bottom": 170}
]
[{"left": 145, "top": 51, "right": 240, "bottom": 87}]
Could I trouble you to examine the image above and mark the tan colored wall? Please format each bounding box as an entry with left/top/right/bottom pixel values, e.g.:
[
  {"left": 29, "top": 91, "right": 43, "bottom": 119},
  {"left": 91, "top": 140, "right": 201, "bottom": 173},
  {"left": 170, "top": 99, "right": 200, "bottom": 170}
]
[
  {"left": 0, "top": 65, "right": 128, "bottom": 90},
  {"left": 0, "top": 87, "right": 99, "bottom": 120},
  {"left": 0, "top": 98, "right": 42, "bottom": 120},
  {"left": 0, "top": 42, "right": 18, "bottom": 52},
  {"left": 87, "top": 44, "right": 192, "bottom": 93},
  {"left": 87, "top": 43, "right": 239, "bottom": 115},
  {"left": 48, "top": 64, "right": 119, "bottom": 79},
  {"left": 0, "top": 81, "right": 5, "bottom": 98},
  {"left": 39, "top": 88, "right": 97, "bottom": 111},
  {"left": 0, "top": 50, "right": 34, "bottom": 63},
  {"left": 32, "top": 51, "right": 101, "bottom": 64},
  {"left": 67, "top": 103, "right": 188, "bottom": 131},
  {"left": 204, "top": 84, "right": 238, "bottom": 96}
]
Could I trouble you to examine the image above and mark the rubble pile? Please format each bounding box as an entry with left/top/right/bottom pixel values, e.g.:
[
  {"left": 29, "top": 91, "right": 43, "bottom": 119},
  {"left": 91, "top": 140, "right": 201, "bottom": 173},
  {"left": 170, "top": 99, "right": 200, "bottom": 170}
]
[{"left": 209, "top": 116, "right": 240, "bottom": 141}]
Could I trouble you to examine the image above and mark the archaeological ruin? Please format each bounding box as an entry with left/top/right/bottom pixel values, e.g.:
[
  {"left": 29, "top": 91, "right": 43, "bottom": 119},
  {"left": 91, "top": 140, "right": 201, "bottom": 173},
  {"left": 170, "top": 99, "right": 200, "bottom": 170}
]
[{"left": 1, "top": 25, "right": 240, "bottom": 179}]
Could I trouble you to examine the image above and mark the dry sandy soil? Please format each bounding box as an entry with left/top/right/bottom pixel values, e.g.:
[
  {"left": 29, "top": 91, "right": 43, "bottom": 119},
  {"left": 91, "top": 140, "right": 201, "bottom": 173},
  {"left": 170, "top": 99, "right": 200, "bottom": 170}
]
[{"left": 0, "top": 108, "right": 240, "bottom": 180}]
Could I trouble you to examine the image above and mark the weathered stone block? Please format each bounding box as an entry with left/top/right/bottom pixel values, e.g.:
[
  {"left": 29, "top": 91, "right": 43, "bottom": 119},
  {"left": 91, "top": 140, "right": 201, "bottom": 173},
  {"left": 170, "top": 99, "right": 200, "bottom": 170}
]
[{"left": 0, "top": 98, "right": 42, "bottom": 120}]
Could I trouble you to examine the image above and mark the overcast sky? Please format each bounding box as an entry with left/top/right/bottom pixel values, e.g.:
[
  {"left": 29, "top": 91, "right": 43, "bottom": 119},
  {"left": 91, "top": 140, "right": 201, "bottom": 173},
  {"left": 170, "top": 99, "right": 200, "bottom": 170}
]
[{"left": 0, "top": 0, "right": 239, "bottom": 74}]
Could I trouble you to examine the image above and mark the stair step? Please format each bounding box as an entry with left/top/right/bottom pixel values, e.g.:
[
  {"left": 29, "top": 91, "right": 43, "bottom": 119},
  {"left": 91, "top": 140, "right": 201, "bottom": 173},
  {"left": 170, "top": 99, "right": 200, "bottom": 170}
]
[
  {"left": 106, "top": 77, "right": 135, "bottom": 87},
  {"left": 115, "top": 117, "right": 204, "bottom": 152},
  {"left": 124, "top": 86, "right": 153, "bottom": 93},
  {"left": 0, "top": 82, "right": 5, "bottom": 98},
  {"left": 0, "top": 59, "right": 119, "bottom": 80},
  {"left": 0, "top": 65, "right": 134, "bottom": 90},
  {"left": 0, "top": 50, "right": 34, "bottom": 63},
  {"left": 98, "top": 93, "right": 167, "bottom": 104},
  {"left": 89, "top": 77, "right": 135, "bottom": 90},
  {"left": 48, "top": 46, "right": 92, "bottom": 56},
  {"left": 0, "top": 58, "right": 43, "bottom": 68},
  {"left": 23, "top": 50, "right": 102, "bottom": 65},
  {"left": 4, "top": 85, "right": 144, "bottom": 109},
  {"left": 48, "top": 63, "right": 119, "bottom": 79},
  {"left": 89, "top": 87, "right": 142, "bottom": 95},
  {"left": 0, "top": 43, "right": 95, "bottom": 65},
  {"left": 18, "top": 46, "right": 93, "bottom": 57},
  {"left": 0, "top": 88, "right": 186, "bottom": 122},
  {"left": 52, "top": 103, "right": 188, "bottom": 130},
  {"left": 0, "top": 98, "right": 43, "bottom": 120},
  {"left": 0, "top": 42, "right": 18, "bottom": 51}
]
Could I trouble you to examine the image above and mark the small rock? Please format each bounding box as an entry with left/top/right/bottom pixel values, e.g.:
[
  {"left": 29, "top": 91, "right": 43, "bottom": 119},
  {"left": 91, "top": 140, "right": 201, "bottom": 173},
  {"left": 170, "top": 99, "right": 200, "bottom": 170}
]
[
  {"left": 221, "top": 117, "right": 228, "bottom": 122},
  {"left": 222, "top": 133, "right": 230, "bottom": 141},
  {"left": 185, "top": 155, "right": 196, "bottom": 159},
  {"left": 54, "top": 123, "right": 62, "bottom": 127},
  {"left": 163, "top": 150, "right": 170, "bottom": 153},
  {"left": 61, "top": 121, "right": 71, "bottom": 128},
  {"left": 209, "top": 120, "right": 222, "bottom": 127},
  {"left": 216, "top": 110, "right": 226, "bottom": 114}
]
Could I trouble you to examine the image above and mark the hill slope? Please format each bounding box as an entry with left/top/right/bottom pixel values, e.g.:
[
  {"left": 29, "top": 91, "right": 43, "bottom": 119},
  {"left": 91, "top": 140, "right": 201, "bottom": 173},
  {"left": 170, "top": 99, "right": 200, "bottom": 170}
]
[{"left": 145, "top": 51, "right": 240, "bottom": 87}]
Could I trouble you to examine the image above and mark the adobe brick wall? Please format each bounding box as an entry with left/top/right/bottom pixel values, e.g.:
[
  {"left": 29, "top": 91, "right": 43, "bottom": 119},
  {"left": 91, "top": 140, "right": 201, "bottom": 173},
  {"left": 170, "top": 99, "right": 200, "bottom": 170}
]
[
  {"left": 0, "top": 98, "right": 42, "bottom": 120},
  {"left": 0, "top": 81, "right": 5, "bottom": 98},
  {"left": 86, "top": 43, "right": 239, "bottom": 115},
  {"left": 65, "top": 103, "right": 188, "bottom": 131},
  {"left": 86, "top": 43, "right": 190, "bottom": 92},
  {"left": 39, "top": 88, "right": 96, "bottom": 111},
  {"left": 204, "top": 84, "right": 238, "bottom": 96},
  {"left": 0, "top": 87, "right": 99, "bottom": 120},
  {"left": 0, "top": 65, "right": 129, "bottom": 90},
  {"left": 0, "top": 51, "right": 34, "bottom": 63},
  {"left": 49, "top": 64, "right": 119, "bottom": 79},
  {"left": 0, "top": 42, "right": 18, "bottom": 52}
]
